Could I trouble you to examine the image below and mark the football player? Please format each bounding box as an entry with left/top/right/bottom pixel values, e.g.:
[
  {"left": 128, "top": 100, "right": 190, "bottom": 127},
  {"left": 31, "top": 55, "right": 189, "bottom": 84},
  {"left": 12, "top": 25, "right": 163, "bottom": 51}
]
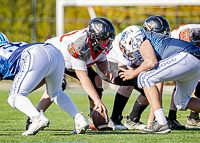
[
  {"left": 0, "top": 33, "right": 89, "bottom": 136},
  {"left": 98, "top": 16, "right": 169, "bottom": 131},
  {"left": 170, "top": 24, "right": 200, "bottom": 129},
  {"left": 94, "top": 16, "right": 168, "bottom": 131},
  {"left": 25, "top": 17, "right": 116, "bottom": 133},
  {"left": 119, "top": 23, "right": 200, "bottom": 134},
  {"left": 141, "top": 15, "right": 186, "bottom": 130},
  {"left": 95, "top": 26, "right": 150, "bottom": 130}
]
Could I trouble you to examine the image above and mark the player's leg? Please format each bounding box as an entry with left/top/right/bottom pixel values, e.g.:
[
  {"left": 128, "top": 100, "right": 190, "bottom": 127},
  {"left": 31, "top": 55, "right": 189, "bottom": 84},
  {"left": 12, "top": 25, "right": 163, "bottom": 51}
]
[
  {"left": 7, "top": 46, "right": 50, "bottom": 136},
  {"left": 26, "top": 71, "right": 67, "bottom": 130},
  {"left": 109, "top": 86, "right": 132, "bottom": 130},
  {"left": 167, "top": 87, "right": 186, "bottom": 129},
  {"left": 141, "top": 52, "right": 200, "bottom": 133},
  {"left": 44, "top": 45, "right": 88, "bottom": 134},
  {"left": 124, "top": 93, "right": 148, "bottom": 130},
  {"left": 186, "top": 82, "right": 200, "bottom": 129},
  {"left": 125, "top": 82, "right": 163, "bottom": 130}
]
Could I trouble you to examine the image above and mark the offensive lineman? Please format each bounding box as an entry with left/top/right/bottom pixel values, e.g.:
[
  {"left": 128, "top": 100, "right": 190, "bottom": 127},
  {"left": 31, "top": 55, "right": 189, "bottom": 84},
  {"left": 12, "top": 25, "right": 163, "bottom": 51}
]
[
  {"left": 25, "top": 17, "right": 116, "bottom": 133},
  {"left": 140, "top": 15, "right": 186, "bottom": 130}
]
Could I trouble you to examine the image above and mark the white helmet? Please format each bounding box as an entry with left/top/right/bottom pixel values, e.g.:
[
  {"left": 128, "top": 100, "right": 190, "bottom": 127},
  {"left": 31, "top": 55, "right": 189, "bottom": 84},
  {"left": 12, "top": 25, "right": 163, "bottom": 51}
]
[
  {"left": 120, "top": 25, "right": 144, "bottom": 60},
  {"left": 0, "top": 32, "right": 9, "bottom": 46}
]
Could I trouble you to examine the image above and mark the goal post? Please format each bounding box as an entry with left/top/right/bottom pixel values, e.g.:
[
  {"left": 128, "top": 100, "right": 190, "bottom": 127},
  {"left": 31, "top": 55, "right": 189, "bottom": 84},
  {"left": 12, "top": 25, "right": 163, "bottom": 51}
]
[{"left": 56, "top": 0, "right": 200, "bottom": 36}]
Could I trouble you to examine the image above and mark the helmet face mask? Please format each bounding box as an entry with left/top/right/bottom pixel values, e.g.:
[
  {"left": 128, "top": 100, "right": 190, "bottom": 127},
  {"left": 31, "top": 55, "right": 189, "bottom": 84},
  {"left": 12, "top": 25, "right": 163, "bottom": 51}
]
[
  {"left": 87, "top": 17, "right": 115, "bottom": 55},
  {"left": 0, "top": 32, "right": 9, "bottom": 46},
  {"left": 143, "top": 15, "right": 170, "bottom": 36}
]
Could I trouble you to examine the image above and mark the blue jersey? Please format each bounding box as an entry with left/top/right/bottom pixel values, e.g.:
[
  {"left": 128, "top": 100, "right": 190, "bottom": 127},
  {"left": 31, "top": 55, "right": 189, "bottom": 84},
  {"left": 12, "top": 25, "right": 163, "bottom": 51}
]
[
  {"left": 0, "top": 42, "right": 28, "bottom": 80},
  {"left": 135, "top": 31, "right": 200, "bottom": 61}
]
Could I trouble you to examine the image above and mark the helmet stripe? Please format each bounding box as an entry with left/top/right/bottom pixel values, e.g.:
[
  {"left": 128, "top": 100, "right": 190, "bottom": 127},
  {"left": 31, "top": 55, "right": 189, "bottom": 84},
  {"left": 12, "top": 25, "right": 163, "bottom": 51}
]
[{"left": 0, "top": 33, "right": 5, "bottom": 41}]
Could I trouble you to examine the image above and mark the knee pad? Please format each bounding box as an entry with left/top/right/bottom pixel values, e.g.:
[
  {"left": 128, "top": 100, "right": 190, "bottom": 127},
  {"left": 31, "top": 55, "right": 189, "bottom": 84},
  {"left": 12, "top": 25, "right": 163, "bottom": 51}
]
[
  {"left": 7, "top": 95, "right": 17, "bottom": 108},
  {"left": 88, "top": 88, "right": 103, "bottom": 101}
]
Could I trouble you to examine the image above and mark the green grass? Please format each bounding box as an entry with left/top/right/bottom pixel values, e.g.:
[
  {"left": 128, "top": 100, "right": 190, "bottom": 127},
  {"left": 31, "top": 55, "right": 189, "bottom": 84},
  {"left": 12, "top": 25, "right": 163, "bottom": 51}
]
[{"left": 0, "top": 88, "right": 200, "bottom": 143}]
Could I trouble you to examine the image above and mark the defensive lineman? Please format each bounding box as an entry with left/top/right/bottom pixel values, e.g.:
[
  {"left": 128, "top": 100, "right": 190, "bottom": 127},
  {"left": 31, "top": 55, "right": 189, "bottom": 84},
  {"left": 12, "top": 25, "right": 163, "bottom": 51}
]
[
  {"left": 170, "top": 24, "right": 200, "bottom": 129},
  {"left": 119, "top": 26, "right": 200, "bottom": 133},
  {"left": 0, "top": 33, "right": 89, "bottom": 136}
]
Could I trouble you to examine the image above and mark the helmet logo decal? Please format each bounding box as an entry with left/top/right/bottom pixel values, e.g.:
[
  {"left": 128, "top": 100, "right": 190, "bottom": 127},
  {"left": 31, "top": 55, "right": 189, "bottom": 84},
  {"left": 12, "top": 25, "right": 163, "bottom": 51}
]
[
  {"left": 91, "top": 23, "right": 103, "bottom": 33},
  {"left": 144, "top": 22, "right": 151, "bottom": 31}
]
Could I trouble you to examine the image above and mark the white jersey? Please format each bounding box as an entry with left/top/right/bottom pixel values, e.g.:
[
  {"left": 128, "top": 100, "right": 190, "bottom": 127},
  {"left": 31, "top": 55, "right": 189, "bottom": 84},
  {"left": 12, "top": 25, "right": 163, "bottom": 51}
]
[
  {"left": 45, "top": 28, "right": 107, "bottom": 71},
  {"left": 107, "top": 33, "right": 142, "bottom": 67},
  {"left": 171, "top": 24, "right": 200, "bottom": 47}
]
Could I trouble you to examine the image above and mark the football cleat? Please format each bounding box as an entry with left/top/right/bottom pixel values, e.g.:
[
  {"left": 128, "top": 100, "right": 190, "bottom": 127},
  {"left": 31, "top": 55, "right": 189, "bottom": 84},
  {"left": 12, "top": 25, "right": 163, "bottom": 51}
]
[
  {"left": 124, "top": 116, "right": 146, "bottom": 130},
  {"left": 87, "top": 117, "right": 98, "bottom": 130},
  {"left": 71, "top": 113, "right": 89, "bottom": 134},
  {"left": 141, "top": 121, "right": 171, "bottom": 134},
  {"left": 186, "top": 116, "right": 200, "bottom": 129},
  {"left": 22, "top": 110, "right": 50, "bottom": 136},
  {"left": 26, "top": 117, "right": 31, "bottom": 130},
  {"left": 167, "top": 117, "right": 186, "bottom": 130},
  {"left": 110, "top": 115, "right": 128, "bottom": 130}
]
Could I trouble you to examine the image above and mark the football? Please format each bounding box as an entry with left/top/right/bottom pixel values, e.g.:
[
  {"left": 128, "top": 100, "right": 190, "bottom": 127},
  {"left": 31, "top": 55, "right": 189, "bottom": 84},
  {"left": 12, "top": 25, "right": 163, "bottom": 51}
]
[{"left": 91, "top": 109, "right": 111, "bottom": 130}]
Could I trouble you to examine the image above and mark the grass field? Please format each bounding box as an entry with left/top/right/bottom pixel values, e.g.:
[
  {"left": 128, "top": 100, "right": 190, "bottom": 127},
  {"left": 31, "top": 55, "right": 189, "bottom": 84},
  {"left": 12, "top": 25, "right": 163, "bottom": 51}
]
[{"left": 0, "top": 87, "right": 200, "bottom": 143}]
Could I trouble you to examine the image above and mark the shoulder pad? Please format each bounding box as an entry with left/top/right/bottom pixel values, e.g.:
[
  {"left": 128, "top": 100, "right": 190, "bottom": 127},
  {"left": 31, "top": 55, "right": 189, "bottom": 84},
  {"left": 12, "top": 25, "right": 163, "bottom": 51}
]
[{"left": 67, "top": 35, "right": 91, "bottom": 61}]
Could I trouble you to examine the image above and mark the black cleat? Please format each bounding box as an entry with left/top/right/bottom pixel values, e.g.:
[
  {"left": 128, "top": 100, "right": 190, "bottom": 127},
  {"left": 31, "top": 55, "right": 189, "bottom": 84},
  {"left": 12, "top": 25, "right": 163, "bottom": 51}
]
[{"left": 167, "top": 117, "right": 186, "bottom": 130}]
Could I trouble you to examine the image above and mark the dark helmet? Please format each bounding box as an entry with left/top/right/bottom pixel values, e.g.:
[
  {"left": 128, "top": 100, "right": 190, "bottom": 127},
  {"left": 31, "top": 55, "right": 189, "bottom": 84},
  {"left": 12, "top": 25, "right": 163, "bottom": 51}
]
[
  {"left": 87, "top": 17, "right": 116, "bottom": 54},
  {"left": 143, "top": 15, "right": 170, "bottom": 36}
]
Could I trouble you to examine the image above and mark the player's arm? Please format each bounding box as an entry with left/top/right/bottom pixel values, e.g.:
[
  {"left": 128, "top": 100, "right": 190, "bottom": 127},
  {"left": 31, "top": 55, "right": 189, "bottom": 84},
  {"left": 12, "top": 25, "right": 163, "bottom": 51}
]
[
  {"left": 96, "top": 60, "right": 114, "bottom": 83},
  {"left": 119, "top": 39, "right": 158, "bottom": 81},
  {"left": 75, "top": 69, "right": 107, "bottom": 112}
]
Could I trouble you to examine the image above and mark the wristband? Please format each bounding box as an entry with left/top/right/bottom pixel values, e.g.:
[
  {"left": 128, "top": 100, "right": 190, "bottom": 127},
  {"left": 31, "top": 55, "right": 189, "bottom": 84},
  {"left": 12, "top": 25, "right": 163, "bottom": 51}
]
[{"left": 148, "top": 119, "right": 155, "bottom": 123}]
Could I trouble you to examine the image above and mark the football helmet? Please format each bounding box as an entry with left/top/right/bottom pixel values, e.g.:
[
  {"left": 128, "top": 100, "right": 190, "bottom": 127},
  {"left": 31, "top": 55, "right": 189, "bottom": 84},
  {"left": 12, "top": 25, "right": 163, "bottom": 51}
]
[
  {"left": 119, "top": 25, "right": 144, "bottom": 61},
  {"left": 0, "top": 32, "right": 9, "bottom": 46},
  {"left": 87, "top": 17, "right": 116, "bottom": 54},
  {"left": 189, "top": 28, "right": 200, "bottom": 47},
  {"left": 143, "top": 15, "right": 170, "bottom": 36}
]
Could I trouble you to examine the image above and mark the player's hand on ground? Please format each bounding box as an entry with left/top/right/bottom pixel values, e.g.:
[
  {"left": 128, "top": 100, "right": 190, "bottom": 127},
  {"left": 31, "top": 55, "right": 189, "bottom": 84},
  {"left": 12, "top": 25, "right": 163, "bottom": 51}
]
[
  {"left": 93, "top": 99, "right": 107, "bottom": 113},
  {"left": 119, "top": 66, "right": 135, "bottom": 81}
]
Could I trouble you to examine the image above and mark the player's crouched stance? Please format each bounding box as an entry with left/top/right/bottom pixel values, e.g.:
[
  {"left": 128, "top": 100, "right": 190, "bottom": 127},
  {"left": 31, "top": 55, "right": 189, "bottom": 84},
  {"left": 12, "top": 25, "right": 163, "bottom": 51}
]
[
  {"left": 6, "top": 43, "right": 88, "bottom": 135},
  {"left": 119, "top": 26, "right": 200, "bottom": 134}
]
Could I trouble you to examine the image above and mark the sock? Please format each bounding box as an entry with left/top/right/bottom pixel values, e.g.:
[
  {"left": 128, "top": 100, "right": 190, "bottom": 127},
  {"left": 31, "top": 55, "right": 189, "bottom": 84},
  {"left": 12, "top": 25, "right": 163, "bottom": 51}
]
[
  {"left": 90, "top": 108, "right": 93, "bottom": 116},
  {"left": 129, "top": 100, "right": 148, "bottom": 122},
  {"left": 53, "top": 92, "right": 79, "bottom": 118},
  {"left": 154, "top": 108, "right": 167, "bottom": 125},
  {"left": 189, "top": 111, "right": 199, "bottom": 119},
  {"left": 14, "top": 95, "right": 40, "bottom": 118},
  {"left": 111, "top": 92, "right": 129, "bottom": 119},
  {"left": 168, "top": 109, "right": 177, "bottom": 120}
]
